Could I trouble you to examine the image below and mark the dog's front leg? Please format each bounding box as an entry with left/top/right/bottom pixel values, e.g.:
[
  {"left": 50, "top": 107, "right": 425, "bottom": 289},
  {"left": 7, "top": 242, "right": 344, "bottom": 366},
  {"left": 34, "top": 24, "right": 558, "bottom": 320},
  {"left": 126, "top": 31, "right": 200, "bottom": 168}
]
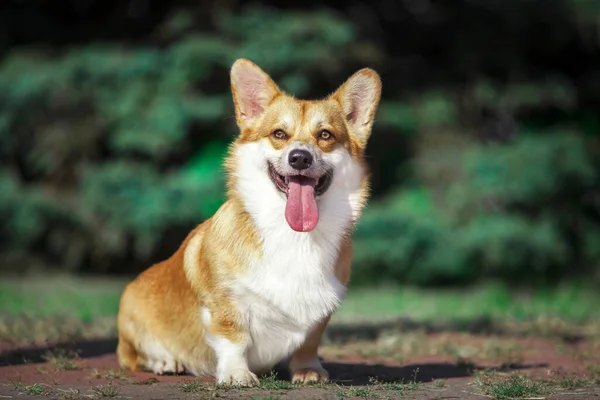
[
  {"left": 212, "top": 336, "right": 257, "bottom": 386},
  {"left": 202, "top": 307, "right": 258, "bottom": 386},
  {"left": 289, "top": 317, "right": 330, "bottom": 384}
]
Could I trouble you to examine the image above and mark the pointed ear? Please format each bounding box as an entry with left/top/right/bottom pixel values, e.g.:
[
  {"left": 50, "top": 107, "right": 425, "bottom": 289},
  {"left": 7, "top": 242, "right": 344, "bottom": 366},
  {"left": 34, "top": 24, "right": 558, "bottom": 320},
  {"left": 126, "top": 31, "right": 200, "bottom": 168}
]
[
  {"left": 332, "top": 68, "right": 382, "bottom": 142},
  {"left": 230, "top": 58, "right": 281, "bottom": 130}
]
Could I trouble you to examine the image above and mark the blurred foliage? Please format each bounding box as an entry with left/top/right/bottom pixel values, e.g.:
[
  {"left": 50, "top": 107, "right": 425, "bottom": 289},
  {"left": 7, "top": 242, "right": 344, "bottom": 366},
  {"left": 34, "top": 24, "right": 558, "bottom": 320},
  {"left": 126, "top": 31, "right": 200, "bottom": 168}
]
[
  {"left": 354, "top": 132, "right": 599, "bottom": 285},
  {"left": 1, "top": 1, "right": 600, "bottom": 286},
  {"left": 0, "top": 6, "right": 368, "bottom": 272}
]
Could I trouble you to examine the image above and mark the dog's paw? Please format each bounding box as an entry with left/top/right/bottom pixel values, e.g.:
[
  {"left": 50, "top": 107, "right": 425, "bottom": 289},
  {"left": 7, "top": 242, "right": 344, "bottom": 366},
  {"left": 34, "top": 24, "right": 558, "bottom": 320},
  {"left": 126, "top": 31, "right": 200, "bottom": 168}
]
[
  {"left": 291, "top": 367, "right": 329, "bottom": 384},
  {"left": 217, "top": 369, "right": 260, "bottom": 387},
  {"left": 148, "top": 359, "right": 185, "bottom": 375}
]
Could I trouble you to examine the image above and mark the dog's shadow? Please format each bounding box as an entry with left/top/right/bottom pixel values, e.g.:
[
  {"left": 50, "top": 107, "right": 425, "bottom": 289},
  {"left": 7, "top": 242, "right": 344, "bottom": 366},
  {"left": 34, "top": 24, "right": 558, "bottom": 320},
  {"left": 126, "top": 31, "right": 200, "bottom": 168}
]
[
  {"left": 0, "top": 338, "right": 118, "bottom": 366},
  {"left": 1, "top": 337, "right": 546, "bottom": 385},
  {"left": 273, "top": 360, "right": 546, "bottom": 385}
]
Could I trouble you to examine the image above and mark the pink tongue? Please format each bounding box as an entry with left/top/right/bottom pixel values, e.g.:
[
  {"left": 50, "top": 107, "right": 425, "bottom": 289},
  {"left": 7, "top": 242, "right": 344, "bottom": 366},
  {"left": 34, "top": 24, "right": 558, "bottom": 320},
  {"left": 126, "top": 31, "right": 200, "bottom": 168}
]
[{"left": 285, "top": 176, "right": 319, "bottom": 232}]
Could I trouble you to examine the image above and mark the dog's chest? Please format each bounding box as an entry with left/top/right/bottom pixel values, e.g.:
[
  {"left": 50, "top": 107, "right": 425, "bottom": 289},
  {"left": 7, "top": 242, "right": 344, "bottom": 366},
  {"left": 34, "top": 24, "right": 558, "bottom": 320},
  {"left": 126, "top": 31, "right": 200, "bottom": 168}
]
[{"left": 236, "top": 232, "right": 346, "bottom": 371}]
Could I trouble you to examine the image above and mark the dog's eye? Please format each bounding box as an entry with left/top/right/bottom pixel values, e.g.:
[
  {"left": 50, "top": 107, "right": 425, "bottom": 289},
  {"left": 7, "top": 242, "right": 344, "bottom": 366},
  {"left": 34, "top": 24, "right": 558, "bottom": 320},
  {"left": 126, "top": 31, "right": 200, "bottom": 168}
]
[
  {"left": 318, "top": 130, "right": 334, "bottom": 140},
  {"left": 272, "top": 130, "right": 288, "bottom": 140}
]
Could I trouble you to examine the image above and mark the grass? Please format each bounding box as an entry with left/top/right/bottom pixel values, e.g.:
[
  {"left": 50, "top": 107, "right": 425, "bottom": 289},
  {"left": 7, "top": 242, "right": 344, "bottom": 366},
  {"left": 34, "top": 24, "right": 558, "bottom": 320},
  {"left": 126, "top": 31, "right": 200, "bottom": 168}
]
[
  {"left": 179, "top": 372, "right": 301, "bottom": 394},
  {"left": 0, "top": 275, "right": 124, "bottom": 320},
  {"left": 12, "top": 382, "right": 46, "bottom": 396},
  {"left": 179, "top": 379, "right": 207, "bottom": 393},
  {"left": 2, "top": 276, "right": 600, "bottom": 328},
  {"left": 337, "top": 387, "right": 376, "bottom": 398},
  {"left": 91, "top": 368, "right": 136, "bottom": 383},
  {"left": 473, "top": 370, "right": 600, "bottom": 399},
  {"left": 455, "top": 357, "right": 477, "bottom": 371},
  {"left": 588, "top": 364, "right": 600, "bottom": 378},
  {"left": 335, "top": 375, "right": 422, "bottom": 399},
  {"left": 1, "top": 276, "right": 599, "bottom": 344},
  {"left": 0, "top": 275, "right": 123, "bottom": 341},
  {"left": 257, "top": 372, "right": 301, "bottom": 390},
  {"left": 321, "top": 332, "right": 530, "bottom": 370},
  {"left": 92, "top": 384, "right": 120, "bottom": 398},
  {"left": 135, "top": 377, "right": 159, "bottom": 385},
  {"left": 555, "top": 376, "right": 596, "bottom": 390},
  {"left": 474, "top": 373, "right": 546, "bottom": 399},
  {"left": 176, "top": 372, "right": 427, "bottom": 400},
  {"left": 104, "top": 369, "right": 126, "bottom": 379},
  {"left": 42, "top": 350, "right": 80, "bottom": 371},
  {"left": 56, "top": 388, "right": 82, "bottom": 400},
  {"left": 335, "top": 281, "right": 600, "bottom": 324},
  {"left": 176, "top": 373, "right": 424, "bottom": 399}
]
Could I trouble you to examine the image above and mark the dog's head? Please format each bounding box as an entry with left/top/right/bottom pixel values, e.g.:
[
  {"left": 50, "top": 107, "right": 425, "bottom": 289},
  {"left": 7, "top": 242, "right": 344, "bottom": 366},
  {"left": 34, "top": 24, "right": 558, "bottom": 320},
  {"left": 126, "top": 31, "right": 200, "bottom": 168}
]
[{"left": 226, "top": 59, "right": 381, "bottom": 233}]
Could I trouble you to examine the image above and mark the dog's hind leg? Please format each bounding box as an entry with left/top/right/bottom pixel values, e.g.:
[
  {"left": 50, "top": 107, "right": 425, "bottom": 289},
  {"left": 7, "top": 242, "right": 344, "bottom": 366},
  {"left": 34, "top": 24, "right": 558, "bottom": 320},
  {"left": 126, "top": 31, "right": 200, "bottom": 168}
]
[{"left": 117, "top": 333, "right": 140, "bottom": 371}]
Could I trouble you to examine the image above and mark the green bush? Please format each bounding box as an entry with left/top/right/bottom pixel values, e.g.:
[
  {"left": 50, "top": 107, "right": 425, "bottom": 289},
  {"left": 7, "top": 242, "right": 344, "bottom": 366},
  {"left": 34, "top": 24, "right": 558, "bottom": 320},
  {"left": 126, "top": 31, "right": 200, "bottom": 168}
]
[
  {"left": 1, "top": 3, "right": 600, "bottom": 286},
  {"left": 0, "top": 6, "right": 379, "bottom": 273},
  {"left": 353, "top": 187, "right": 471, "bottom": 285},
  {"left": 353, "top": 131, "right": 600, "bottom": 286}
]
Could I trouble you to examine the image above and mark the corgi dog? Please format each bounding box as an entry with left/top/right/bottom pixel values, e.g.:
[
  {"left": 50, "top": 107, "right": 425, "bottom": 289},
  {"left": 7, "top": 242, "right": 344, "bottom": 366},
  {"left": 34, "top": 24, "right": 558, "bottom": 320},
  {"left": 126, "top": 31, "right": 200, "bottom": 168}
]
[{"left": 116, "top": 58, "right": 381, "bottom": 386}]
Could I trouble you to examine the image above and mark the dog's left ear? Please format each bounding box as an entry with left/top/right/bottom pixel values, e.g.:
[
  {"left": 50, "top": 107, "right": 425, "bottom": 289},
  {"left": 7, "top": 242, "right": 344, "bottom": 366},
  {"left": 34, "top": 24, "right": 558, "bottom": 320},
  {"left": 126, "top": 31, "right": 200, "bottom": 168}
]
[
  {"left": 230, "top": 58, "right": 281, "bottom": 131},
  {"left": 332, "top": 69, "right": 382, "bottom": 143}
]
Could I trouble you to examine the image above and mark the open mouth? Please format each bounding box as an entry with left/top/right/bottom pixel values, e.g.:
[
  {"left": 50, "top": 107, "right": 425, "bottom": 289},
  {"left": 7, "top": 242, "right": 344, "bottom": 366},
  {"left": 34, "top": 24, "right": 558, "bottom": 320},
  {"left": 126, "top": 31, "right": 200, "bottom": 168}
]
[
  {"left": 267, "top": 162, "right": 333, "bottom": 197},
  {"left": 267, "top": 162, "right": 333, "bottom": 233}
]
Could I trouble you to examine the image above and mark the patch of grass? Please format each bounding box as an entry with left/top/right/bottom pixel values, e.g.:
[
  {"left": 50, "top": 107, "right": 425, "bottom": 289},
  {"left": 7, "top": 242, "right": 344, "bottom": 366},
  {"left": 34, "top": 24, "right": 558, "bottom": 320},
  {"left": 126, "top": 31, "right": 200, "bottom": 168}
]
[
  {"left": 335, "top": 373, "right": 422, "bottom": 399},
  {"left": 553, "top": 376, "right": 595, "bottom": 390},
  {"left": 0, "top": 276, "right": 124, "bottom": 319},
  {"left": 0, "top": 276, "right": 122, "bottom": 342},
  {"left": 433, "top": 379, "right": 446, "bottom": 388},
  {"left": 588, "top": 364, "right": 600, "bottom": 378},
  {"left": 258, "top": 372, "right": 300, "bottom": 390},
  {"left": 455, "top": 356, "right": 477, "bottom": 371},
  {"left": 335, "top": 282, "right": 600, "bottom": 324},
  {"left": 0, "top": 314, "right": 117, "bottom": 342},
  {"left": 482, "top": 339, "right": 524, "bottom": 367},
  {"left": 13, "top": 382, "right": 46, "bottom": 396},
  {"left": 90, "top": 369, "right": 103, "bottom": 379},
  {"left": 337, "top": 387, "right": 377, "bottom": 398},
  {"left": 180, "top": 372, "right": 309, "bottom": 394},
  {"left": 2, "top": 276, "right": 600, "bottom": 343},
  {"left": 135, "top": 377, "right": 159, "bottom": 385},
  {"left": 57, "top": 388, "right": 82, "bottom": 400},
  {"left": 36, "top": 366, "right": 49, "bottom": 374},
  {"left": 3, "top": 276, "right": 600, "bottom": 326},
  {"left": 91, "top": 384, "right": 120, "bottom": 398},
  {"left": 43, "top": 350, "right": 80, "bottom": 371},
  {"left": 327, "top": 332, "right": 532, "bottom": 368},
  {"left": 104, "top": 368, "right": 127, "bottom": 379},
  {"left": 475, "top": 373, "right": 546, "bottom": 400},
  {"left": 91, "top": 368, "right": 135, "bottom": 384},
  {"left": 179, "top": 379, "right": 208, "bottom": 393},
  {"left": 370, "top": 370, "right": 422, "bottom": 393}
]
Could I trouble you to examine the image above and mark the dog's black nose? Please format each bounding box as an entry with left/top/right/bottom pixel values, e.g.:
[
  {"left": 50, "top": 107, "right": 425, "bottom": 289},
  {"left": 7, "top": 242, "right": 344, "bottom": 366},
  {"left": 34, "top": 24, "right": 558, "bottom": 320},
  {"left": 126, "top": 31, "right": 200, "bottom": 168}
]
[{"left": 288, "top": 149, "right": 313, "bottom": 170}]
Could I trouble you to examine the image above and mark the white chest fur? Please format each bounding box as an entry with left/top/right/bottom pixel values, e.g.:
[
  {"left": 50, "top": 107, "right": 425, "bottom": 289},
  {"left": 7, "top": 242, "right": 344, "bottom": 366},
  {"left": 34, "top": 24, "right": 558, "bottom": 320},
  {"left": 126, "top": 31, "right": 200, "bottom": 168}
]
[
  {"left": 234, "top": 227, "right": 347, "bottom": 371},
  {"left": 227, "top": 140, "right": 365, "bottom": 371}
]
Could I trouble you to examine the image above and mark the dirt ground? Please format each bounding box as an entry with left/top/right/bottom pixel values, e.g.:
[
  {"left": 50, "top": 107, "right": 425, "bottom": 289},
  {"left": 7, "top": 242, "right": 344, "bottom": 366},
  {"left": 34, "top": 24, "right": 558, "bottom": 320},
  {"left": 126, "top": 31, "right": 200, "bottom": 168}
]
[
  {"left": 1, "top": 329, "right": 599, "bottom": 400},
  {"left": 0, "top": 334, "right": 600, "bottom": 399}
]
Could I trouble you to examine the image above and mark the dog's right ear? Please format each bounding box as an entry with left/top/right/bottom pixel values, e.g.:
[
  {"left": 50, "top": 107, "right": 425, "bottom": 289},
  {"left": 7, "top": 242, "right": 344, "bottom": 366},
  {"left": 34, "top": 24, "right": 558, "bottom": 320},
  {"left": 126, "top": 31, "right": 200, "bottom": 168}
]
[
  {"left": 331, "top": 68, "right": 381, "bottom": 145},
  {"left": 230, "top": 59, "right": 281, "bottom": 131}
]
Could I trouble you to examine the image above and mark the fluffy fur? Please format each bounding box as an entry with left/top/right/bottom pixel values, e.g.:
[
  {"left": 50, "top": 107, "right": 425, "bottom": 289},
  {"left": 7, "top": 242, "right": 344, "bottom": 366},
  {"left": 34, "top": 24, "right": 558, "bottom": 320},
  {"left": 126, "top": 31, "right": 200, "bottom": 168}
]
[{"left": 117, "top": 58, "right": 382, "bottom": 385}]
